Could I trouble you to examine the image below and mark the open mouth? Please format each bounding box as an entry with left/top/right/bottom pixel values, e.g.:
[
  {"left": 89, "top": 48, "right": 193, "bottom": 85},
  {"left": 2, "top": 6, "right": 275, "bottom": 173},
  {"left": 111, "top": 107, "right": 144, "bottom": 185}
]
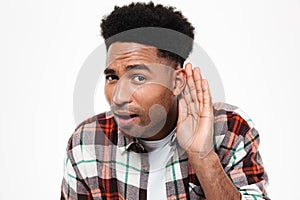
[
  {"left": 114, "top": 112, "right": 139, "bottom": 126},
  {"left": 115, "top": 113, "right": 138, "bottom": 119}
]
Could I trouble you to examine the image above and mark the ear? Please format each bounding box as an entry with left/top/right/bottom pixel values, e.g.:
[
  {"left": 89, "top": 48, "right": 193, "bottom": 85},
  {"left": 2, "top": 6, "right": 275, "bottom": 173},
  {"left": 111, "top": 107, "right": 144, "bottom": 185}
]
[{"left": 173, "top": 68, "right": 186, "bottom": 96}]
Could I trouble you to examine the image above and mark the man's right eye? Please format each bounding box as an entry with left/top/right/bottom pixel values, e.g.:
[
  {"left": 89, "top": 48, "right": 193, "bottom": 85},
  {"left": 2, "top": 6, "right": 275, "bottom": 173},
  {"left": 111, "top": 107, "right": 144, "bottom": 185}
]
[{"left": 105, "top": 75, "right": 119, "bottom": 82}]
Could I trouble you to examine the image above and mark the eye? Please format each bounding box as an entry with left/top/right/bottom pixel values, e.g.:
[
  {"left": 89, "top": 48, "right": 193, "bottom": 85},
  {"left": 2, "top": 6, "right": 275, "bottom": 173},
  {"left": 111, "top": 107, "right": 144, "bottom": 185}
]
[
  {"left": 105, "top": 75, "right": 119, "bottom": 83},
  {"left": 132, "top": 75, "right": 146, "bottom": 83}
]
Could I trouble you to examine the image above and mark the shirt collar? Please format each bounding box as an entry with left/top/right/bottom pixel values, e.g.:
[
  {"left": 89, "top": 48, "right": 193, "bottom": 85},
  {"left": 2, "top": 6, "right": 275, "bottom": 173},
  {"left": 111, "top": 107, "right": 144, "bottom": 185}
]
[
  {"left": 117, "top": 129, "right": 147, "bottom": 153},
  {"left": 117, "top": 127, "right": 177, "bottom": 154}
]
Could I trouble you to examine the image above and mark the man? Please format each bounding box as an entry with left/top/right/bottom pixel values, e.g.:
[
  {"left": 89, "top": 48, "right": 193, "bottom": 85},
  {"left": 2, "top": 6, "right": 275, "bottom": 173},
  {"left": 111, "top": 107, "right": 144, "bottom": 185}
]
[{"left": 61, "top": 2, "right": 269, "bottom": 200}]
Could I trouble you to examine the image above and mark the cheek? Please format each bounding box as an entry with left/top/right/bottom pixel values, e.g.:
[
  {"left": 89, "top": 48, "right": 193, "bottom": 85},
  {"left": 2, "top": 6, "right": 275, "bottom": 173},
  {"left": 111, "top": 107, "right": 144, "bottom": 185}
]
[
  {"left": 104, "top": 85, "right": 114, "bottom": 105},
  {"left": 134, "top": 84, "right": 173, "bottom": 110}
]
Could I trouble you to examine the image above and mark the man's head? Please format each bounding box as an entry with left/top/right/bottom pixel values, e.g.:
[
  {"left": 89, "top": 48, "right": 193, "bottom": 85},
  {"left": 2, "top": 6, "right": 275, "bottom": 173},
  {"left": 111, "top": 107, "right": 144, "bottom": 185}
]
[{"left": 100, "top": 2, "right": 195, "bottom": 140}]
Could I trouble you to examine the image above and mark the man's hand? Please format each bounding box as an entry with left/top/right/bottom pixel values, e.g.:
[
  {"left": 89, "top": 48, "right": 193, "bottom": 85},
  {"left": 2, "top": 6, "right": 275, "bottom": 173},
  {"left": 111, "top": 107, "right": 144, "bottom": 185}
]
[
  {"left": 176, "top": 63, "right": 241, "bottom": 200},
  {"left": 176, "top": 63, "right": 214, "bottom": 158}
]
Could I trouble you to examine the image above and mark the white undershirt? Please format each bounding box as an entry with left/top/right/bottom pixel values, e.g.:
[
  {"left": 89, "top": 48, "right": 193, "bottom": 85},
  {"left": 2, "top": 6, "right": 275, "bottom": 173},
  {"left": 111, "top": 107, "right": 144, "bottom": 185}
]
[{"left": 139, "top": 130, "right": 175, "bottom": 200}]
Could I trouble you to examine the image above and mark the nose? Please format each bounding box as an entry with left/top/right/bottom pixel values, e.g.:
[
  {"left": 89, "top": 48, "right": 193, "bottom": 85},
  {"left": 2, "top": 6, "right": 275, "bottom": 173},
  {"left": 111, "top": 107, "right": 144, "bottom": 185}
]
[{"left": 112, "top": 78, "right": 132, "bottom": 107}]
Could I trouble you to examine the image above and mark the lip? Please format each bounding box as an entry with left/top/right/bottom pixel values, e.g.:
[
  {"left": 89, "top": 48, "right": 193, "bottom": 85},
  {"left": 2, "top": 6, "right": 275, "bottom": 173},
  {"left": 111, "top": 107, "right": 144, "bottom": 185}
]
[{"left": 113, "top": 112, "right": 139, "bottom": 127}]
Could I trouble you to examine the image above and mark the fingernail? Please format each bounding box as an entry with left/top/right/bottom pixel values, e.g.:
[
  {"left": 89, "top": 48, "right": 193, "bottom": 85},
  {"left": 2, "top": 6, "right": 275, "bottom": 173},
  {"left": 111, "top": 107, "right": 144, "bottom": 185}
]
[{"left": 185, "top": 63, "right": 192, "bottom": 69}]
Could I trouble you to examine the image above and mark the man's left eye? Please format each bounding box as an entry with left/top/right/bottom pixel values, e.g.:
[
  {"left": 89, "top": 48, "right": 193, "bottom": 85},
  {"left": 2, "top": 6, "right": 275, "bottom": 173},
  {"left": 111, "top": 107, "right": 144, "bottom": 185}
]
[{"left": 133, "top": 75, "right": 146, "bottom": 82}]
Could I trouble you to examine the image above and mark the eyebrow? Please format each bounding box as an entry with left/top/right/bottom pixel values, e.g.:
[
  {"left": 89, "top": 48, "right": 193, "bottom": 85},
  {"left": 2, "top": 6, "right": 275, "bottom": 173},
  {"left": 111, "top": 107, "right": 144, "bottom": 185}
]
[
  {"left": 125, "top": 64, "right": 151, "bottom": 72},
  {"left": 103, "top": 68, "right": 115, "bottom": 75},
  {"left": 104, "top": 64, "right": 151, "bottom": 75}
]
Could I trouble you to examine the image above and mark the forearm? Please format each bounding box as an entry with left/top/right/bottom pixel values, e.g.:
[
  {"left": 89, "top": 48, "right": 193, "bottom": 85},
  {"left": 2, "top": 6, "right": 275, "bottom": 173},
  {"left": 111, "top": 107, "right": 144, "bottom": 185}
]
[{"left": 187, "top": 150, "right": 241, "bottom": 200}]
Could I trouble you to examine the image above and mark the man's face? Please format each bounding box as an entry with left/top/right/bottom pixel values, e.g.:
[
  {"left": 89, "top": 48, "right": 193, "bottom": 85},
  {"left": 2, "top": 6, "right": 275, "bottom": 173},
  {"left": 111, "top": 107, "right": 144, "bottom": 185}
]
[{"left": 104, "top": 42, "right": 184, "bottom": 140}]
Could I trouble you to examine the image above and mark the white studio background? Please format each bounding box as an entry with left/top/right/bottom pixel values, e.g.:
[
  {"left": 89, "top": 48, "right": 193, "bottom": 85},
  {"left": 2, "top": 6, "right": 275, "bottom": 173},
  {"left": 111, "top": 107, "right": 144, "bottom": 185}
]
[{"left": 0, "top": 0, "right": 299, "bottom": 199}]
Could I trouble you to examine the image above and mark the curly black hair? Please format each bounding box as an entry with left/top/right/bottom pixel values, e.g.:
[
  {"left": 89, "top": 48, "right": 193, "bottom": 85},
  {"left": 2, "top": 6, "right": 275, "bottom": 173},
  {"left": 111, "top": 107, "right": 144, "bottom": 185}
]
[{"left": 100, "top": 2, "right": 195, "bottom": 67}]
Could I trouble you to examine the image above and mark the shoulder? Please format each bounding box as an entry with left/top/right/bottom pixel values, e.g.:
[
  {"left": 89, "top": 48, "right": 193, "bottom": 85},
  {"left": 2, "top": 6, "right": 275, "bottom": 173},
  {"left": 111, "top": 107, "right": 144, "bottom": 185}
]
[
  {"left": 213, "top": 102, "right": 261, "bottom": 161},
  {"left": 75, "top": 111, "right": 113, "bottom": 130},
  {"left": 66, "top": 111, "right": 118, "bottom": 151},
  {"left": 213, "top": 102, "right": 255, "bottom": 138}
]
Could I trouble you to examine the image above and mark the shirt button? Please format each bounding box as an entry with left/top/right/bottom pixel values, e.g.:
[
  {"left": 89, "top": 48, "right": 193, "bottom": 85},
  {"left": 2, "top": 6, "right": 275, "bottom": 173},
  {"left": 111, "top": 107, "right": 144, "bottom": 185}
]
[{"left": 142, "top": 165, "right": 149, "bottom": 172}]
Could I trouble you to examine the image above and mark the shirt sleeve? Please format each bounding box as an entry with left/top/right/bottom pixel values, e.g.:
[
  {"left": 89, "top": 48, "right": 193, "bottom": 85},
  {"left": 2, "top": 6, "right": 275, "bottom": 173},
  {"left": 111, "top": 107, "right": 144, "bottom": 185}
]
[
  {"left": 60, "top": 151, "right": 94, "bottom": 200},
  {"left": 223, "top": 127, "right": 270, "bottom": 200},
  {"left": 213, "top": 103, "right": 270, "bottom": 200}
]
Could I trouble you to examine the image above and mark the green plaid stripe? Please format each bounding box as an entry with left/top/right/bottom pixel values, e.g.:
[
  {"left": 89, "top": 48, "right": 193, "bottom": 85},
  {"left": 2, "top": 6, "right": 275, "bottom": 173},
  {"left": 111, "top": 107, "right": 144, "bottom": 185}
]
[
  {"left": 61, "top": 103, "right": 270, "bottom": 200},
  {"left": 72, "top": 159, "right": 148, "bottom": 174}
]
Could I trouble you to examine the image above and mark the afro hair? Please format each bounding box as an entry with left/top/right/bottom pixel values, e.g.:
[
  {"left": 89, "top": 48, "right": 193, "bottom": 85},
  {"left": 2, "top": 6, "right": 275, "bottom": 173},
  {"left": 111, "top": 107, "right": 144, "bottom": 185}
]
[{"left": 100, "top": 2, "right": 195, "bottom": 67}]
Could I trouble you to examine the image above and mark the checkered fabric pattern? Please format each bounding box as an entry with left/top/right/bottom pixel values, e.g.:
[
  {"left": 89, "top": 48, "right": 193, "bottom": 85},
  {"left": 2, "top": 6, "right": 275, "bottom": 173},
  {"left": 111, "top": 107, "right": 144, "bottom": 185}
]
[{"left": 61, "top": 102, "right": 270, "bottom": 200}]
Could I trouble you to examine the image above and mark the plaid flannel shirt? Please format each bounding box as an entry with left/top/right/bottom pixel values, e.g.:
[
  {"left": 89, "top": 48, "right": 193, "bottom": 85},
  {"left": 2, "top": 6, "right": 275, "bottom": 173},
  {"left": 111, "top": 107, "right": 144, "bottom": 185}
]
[{"left": 61, "top": 102, "right": 269, "bottom": 200}]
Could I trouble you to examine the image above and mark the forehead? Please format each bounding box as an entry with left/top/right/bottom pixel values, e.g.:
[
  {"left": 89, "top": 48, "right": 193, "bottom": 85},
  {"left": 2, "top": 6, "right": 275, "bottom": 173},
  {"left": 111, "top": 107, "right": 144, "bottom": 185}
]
[{"left": 106, "top": 42, "right": 164, "bottom": 68}]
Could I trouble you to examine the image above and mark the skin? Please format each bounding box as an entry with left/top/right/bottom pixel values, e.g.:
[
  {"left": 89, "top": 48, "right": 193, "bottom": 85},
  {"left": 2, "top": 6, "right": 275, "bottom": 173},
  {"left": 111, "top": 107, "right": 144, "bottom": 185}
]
[
  {"left": 179, "top": 64, "right": 241, "bottom": 200},
  {"left": 104, "top": 42, "right": 186, "bottom": 140},
  {"left": 104, "top": 42, "right": 241, "bottom": 199}
]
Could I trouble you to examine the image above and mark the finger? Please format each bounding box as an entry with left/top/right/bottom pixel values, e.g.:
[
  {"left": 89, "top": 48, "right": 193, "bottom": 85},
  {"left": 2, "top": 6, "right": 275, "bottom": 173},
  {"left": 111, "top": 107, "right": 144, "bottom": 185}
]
[
  {"left": 178, "top": 96, "right": 188, "bottom": 121},
  {"left": 185, "top": 63, "right": 200, "bottom": 114},
  {"left": 185, "top": 63, "right": 198, "bottom": 103},
  {"left": 193, "top": 67, "right": 203, "bottom": 113},
  {"left": 201, "top": 79, "right": 213, "bottom": 117},
  {"left": 183, "top": 82, "right": 198, "bottom": 116},
  {"left": 183, "top": 83, "right": 192, "bottom": 105}
]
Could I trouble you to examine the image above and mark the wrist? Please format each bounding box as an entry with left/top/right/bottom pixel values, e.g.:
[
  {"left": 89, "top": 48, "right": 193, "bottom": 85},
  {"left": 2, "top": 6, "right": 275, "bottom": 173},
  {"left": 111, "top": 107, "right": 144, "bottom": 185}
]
[{"left": 186, "top": 150, "right": 219, "bottom": 169}]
